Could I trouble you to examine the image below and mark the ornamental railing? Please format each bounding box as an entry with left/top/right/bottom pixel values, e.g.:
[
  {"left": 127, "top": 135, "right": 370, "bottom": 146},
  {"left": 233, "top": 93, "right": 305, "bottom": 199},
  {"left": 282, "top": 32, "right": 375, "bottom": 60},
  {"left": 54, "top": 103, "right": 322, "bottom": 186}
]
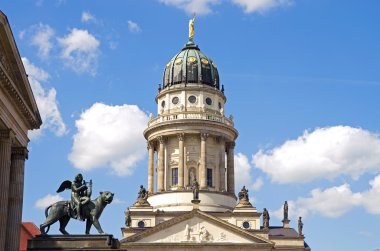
[{"left": 148, "top": 112, "right": 234, "bottom": 127}]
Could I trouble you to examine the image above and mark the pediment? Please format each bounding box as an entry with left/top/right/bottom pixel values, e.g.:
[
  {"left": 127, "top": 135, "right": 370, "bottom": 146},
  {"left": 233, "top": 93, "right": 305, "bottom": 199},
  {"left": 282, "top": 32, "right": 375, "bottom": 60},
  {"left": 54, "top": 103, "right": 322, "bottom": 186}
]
[{"left": 123, "top": 210, "right": 273, "bottom": 245}]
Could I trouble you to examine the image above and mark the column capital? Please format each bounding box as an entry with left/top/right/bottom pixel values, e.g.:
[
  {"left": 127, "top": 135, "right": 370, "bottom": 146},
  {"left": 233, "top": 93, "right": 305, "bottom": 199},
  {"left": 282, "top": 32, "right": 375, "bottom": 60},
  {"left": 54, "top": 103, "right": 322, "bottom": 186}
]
[
  {"left": 227, "top": 141, "right": 236, "bottom": 149},
  {"left": 177, "top": 133, "right": 185, "bottom": 141},
  {"left": 147, "top": 141, "right": 155, "bottom": 150},
  {"left": 0, "top": 129, "right": 14, "bottom": 143},
  {"left": 200, "top": 132, "right": 209, "bottom": 141},
  {"left": 157, "top": 136, "right": 166, "bottom": 144},
  {"left": 215, "top": 136, "right": 225, "bottom": 144},
  {"left": 11, "top": 147, "right": 28, "bottom": 160}
]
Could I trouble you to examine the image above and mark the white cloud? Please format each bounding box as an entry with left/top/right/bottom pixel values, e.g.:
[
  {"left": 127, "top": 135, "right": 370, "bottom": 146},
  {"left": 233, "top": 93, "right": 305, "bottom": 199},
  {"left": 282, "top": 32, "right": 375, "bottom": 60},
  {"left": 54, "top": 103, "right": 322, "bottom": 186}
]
[
  {"left": 235, "top": 152, "right": 264, "bottom": 194},
  {"left": 81, "top": 11, "right": 96, "bottom": 23},
  {"left": 68, "top": 103, "right": 149, "bottom": 176},
  {"left": 31, "top": 23, "right": 55, "bottom": 59},
  {"left": 22, "top": 58, "right": 67, "bottom": 139},
  {"left": 58, "top": 28, "right": 100, "bottom": 75},
  {"left": 159, "top": 0, "right": 220, "bottom": 15},
  {"left": 253, "top": 126, "right": 380, "bottom": 184},
  {"left": 271, "top": 175, "right": 380, "bottom": 220},
  {"left": 231, "top": 0, "right": 293, "bottom": 14},
  {"left": 35, "top": 194, "right": 64, "bottom": 209},
  {"left": 251, "top": 176, "right": 264, "bottom": 191},
  {"left": 127, "top": 20, "right": 141, "bottom": 33}
]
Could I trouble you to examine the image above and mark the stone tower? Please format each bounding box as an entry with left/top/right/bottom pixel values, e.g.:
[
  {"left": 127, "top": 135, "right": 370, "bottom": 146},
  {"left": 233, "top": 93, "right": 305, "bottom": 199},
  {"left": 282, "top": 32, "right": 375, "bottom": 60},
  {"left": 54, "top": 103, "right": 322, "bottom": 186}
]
[{"left": 143, "top": 39, "right": 238, "bottom": 212}]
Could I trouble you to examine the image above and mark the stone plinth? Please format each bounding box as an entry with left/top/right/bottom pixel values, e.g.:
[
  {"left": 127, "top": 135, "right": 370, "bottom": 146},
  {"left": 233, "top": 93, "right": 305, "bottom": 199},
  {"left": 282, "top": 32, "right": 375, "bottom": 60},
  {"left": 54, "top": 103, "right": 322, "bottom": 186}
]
[{"left": 27, "top": 235, "right": 120, "bottom": 250}]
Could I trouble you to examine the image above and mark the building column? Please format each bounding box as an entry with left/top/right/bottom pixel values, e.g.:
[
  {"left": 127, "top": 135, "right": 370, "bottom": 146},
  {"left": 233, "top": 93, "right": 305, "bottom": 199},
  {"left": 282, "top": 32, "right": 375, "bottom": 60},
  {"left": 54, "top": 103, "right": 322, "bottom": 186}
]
[
  {"left": 214, "top": 137, "right": 221, "bottom": 191},
  {"left": 5, "top": 147, "right": 28, "bottom": 251},
  {"left": 200, "top": 132, "right": 208, "bottom": 189},
  {"left": 157, "top": 136, "right": 165, "bottom": 192},
  {"left": 0, "top": 130, "right": 12, "bottom": 251},
  {"left": 219, "top": 139, "right": 226, "bottom": 192},
  {"left": 147, "top": 141, "right": 155, "bottom": 194},
  {"left": 178, "top": 133, "right": 184, "bottom": 189},
  {"left": 226, "top": 142, "right": 235, "bottom": 194}
]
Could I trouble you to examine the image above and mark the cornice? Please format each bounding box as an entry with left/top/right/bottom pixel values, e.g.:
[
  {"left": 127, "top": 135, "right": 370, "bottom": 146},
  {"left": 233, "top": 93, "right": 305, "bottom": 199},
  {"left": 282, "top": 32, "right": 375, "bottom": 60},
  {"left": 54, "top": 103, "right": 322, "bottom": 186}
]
[{"left": 0, "top": 66, "right": 41, "bottom": 129}]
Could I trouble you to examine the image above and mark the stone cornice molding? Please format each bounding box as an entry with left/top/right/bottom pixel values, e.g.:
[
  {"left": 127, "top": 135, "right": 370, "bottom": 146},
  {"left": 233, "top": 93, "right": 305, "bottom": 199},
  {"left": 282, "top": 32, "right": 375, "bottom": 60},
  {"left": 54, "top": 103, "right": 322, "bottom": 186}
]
[
  {"left": 0, "top": 64, "right": 41, "bottom": 129},
  {"left": 11, "top": 146, "right": 28, "bottom": 160}
]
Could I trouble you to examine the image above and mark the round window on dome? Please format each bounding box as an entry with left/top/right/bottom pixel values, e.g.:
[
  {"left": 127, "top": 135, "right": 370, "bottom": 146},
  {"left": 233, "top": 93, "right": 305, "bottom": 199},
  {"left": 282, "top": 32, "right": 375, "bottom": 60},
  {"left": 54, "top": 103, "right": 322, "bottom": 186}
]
[
  {"left": 172, "top": 97, "right": 179, "bottom": 105},
  {"left": 137, "top": 221, "right": 145, "bottom": 228},
  {"left": 188, "top": 95, "right": 197, "bottom": 104},
  {"left": 175, "top": 58, "right": 183, "bottom": 65},
  {"left": 161, "top": 100, "right": 166, "bottom": 108},
  {"left": 206, "top": 97, "right": 212, "bottom": 106},
  {"left": 188, "top": 56, "right": 197, "bottom": 63},
  {"left": 242, "top": 221, "right": 250, "bottom": 229},
  {"left": 201, "top": 58, "right": 209, "bottom": 65}
]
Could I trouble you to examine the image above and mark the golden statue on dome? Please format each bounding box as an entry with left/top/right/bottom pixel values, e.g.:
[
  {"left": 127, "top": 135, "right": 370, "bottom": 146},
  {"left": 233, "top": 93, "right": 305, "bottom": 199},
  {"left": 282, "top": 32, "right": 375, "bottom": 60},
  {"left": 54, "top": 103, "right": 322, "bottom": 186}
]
[{"left": 189, "top": 14, "right": 196, "bottom": 41}]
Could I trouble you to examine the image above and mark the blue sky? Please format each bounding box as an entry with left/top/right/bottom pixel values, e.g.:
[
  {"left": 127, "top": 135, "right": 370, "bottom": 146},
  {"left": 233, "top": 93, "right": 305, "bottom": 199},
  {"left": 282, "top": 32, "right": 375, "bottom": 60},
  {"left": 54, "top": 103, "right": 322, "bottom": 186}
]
[{"left": 2, "top": 1, "right": 380, "bottom": 250}]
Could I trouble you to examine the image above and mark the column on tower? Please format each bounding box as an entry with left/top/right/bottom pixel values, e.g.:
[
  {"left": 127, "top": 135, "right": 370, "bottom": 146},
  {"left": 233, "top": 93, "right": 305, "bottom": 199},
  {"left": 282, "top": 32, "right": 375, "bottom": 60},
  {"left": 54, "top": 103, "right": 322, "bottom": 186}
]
[
  {"left": 178, "top": 133, "right": 184, "bottom": 189},
  {"left": 219, "top": 139, "right": 226, "bottom": 191},
  {"left": 226, "top": 142, "right": 235, "bottom": 194},
  {"left": 157, "top": 136, "right": 165, "bottom": 192},
  {"left": 0, "top": 130, "right": 12, "bottom": 251},
  {"left": 214, "top": 137, "right": 221, "bottom": 191},
  {"left": 147, "top": 141, "right": 155, "bottom": 194},
  {"left": 200, "top": 132, "right": 208, "bottom": 189},
  {"left": 5, "top": 147, "right": 28, "bottom": 251}
]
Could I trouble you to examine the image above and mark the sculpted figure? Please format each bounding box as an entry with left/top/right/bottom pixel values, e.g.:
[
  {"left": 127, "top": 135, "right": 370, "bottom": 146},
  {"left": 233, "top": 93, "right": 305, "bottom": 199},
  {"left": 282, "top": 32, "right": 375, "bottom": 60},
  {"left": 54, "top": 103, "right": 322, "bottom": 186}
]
[
  {"left": 298, "top": 216, "right": 304, "bottom": 237},
  {"left": 71, "top": 174, "right": 91, "bottom": 220},
  {"left": 125, "top": 207, "right": 132, "bottom": 227},
  {"left": 138, "top": 185, "right": 148, "bottom": 200},
  {"left": 263, "top": 208, "right": 270, "bottom": 229},
  {"left": 189, "top": 15, "right": 196, "bottom": 40},
  {"left": 238, "top": 186, "right": 249, "bottom": 201},
  {"left": 191, "top": 179, "right": 200, "bottom": 200},
  {"left": 284, "top": 201, "right": 289, "bottom": 220}
]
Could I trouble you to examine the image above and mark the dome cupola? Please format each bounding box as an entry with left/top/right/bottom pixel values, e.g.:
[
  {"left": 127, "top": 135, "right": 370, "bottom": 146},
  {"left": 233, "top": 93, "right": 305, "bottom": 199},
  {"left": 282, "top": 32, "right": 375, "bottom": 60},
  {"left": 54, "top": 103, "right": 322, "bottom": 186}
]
[{"left": 162, "top": 18, "right": 220, "bottom": 89}]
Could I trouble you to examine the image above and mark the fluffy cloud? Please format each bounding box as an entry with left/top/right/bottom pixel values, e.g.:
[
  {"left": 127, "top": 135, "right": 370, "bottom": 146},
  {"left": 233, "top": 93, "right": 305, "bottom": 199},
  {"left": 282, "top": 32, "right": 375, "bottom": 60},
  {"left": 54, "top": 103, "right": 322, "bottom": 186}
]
[
  {"left": 127, "top": 20, "right": 141, "bottom": 33},
  {"left": 253, "top": 126, "right": 380, "bottom": 184},
  {"left": 231, "top": 0, "right": 293, "bottom": 14},
  {"left": 235, "top": 153, "right": 264, "bottom": 192},
  {"left": 271, "top": 175, "right": 380, "bottom": 220},
  {"left": 81, "top": 11, "right": 96, "bottom": 23},
  {"left": 58, "top": 28, "right": 100, "bottom": 75},
  {"left": 35, "top": 194, "right": 64, "bottom": 209},
  {"left": 30, "top": 23, "right": 55, "bottom": 59},
  {"left": 68, "top": 103, "right": 149, "bottom": 176},
  {"left": 159, "top": 0, "right": 220, "bottom": 15},
  {"left": 22, "top": 58, "right": 67, "bottom": 139}
]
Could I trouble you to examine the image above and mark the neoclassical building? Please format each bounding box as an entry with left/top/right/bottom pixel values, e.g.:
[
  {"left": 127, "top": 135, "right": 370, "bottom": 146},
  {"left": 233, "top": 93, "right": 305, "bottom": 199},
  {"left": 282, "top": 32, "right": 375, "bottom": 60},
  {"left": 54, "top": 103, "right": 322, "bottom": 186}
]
[
  {"left": 0, "top": 11, "right": 42, "bottom": 251},
  {"left": 119, "top": 23, "right": 311, "bottom": 251}
]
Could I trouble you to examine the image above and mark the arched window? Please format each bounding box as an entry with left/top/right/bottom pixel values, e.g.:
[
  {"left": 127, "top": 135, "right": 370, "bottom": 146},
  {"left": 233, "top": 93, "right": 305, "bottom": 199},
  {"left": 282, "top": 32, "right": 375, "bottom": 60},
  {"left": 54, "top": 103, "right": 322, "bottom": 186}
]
[{"left": 172, "top": 168, "right": 178, "bottom": 186}]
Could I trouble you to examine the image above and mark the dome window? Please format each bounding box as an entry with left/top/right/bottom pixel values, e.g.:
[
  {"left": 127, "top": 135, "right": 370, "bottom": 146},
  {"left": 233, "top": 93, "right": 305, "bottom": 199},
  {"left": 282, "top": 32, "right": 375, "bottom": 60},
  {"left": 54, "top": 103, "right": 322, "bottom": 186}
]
[
  {"left": 218, "top": 102, "right": 222, "bottom": 110},
  {"left": 201, "top": 58, "right": 209, "bottom": 65},
  {"left": 206, "top": 97, "right": 212, "bottom": 106},
  {"left": 188, "top": 95, "right": 197, "bottom": 104},
  {"left": 242, "top": 221, "right": 250, "bottom": 229},
  {"left": 172, "top": 97, "right": 179, "bottom": 105},
  {"left": 161, "top": 100, "right": 166, "bottom": 108},
  {"left": 175, "top": 58, "right": 183, "bottom": 65},
  {"left": 188, "top": 56, "right": 197, "bottom": 63}
]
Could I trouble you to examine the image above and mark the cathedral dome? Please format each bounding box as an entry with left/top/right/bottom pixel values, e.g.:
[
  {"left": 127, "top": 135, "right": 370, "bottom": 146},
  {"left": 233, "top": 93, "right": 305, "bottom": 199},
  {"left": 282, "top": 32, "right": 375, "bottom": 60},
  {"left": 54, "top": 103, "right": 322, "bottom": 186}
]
[{"left": 163, "top": 40, "right": 220, "bottom": 89}]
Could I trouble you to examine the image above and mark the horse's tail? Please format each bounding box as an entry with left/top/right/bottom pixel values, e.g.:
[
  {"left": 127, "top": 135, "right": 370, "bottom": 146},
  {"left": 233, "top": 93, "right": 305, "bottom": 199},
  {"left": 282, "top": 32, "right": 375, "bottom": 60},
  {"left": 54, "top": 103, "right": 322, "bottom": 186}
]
[{"left": 43, "top": 204, "right": 53, "bottom": 234}]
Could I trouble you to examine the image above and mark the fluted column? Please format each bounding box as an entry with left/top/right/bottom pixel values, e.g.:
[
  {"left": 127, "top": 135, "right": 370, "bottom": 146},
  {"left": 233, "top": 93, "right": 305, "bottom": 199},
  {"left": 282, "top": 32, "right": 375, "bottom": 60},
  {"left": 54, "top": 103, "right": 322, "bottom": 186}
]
[
  {"left": 214, "top": 137, "right": 221, "bottom": 191},
  {"left": 147, "top": 141, "right": 155, "bottom": 194},
  {"left": 5, "top": 147, "right": 28, "bottom": 251},
  {"left": 157, "top": 136, "right": 165, "bottom": 192},
  {"left": 0, "top": 130, "right": 12, "bottom": 251},
  {"left": 220, "top": 140, "right": 226, "bottom": 192},
  {"left": 178, "top": 133, "right": 184, "bottom": 189},
  {"left": 227, "top": 142, "right": 235, "bottom": 194},
  {"left": 200, "top": 132, "right": 208, "bottom": 189}
]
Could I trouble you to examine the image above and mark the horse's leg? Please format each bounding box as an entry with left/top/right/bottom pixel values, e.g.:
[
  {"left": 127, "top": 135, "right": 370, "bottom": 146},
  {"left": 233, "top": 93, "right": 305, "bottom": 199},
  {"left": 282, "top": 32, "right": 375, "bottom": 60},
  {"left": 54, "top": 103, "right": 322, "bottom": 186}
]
[
  {"left": 85, "top": 218, "right": 92, "bottom": 235},
  {"left": 59, "top": 216, "right": 70, "bottom": 235},
  {"left": 92, "top": 217, "right": 105, "bottom": 234}
]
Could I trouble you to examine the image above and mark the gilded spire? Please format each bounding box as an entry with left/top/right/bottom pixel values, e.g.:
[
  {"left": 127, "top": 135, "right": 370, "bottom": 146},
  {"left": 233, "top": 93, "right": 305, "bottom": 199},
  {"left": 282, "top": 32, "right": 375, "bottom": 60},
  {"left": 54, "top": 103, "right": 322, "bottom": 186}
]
[{"left": 188, "top": 14, "right": 196, "bottom": 41}]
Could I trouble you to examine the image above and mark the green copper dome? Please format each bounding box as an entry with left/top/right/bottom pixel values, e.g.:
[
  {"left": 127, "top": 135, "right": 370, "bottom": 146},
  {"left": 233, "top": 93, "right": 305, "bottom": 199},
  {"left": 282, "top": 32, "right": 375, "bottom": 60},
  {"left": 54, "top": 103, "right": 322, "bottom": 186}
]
[{"left": 163, "top": 40, "right": 220, "bottom": 89}]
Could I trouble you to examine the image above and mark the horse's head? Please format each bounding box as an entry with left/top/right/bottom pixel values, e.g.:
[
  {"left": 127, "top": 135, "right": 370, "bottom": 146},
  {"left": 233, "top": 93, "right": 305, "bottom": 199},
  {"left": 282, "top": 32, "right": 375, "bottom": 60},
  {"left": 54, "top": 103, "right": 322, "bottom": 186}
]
[{"left": 99, "top": 191, "right": 114, "bottom": 204}]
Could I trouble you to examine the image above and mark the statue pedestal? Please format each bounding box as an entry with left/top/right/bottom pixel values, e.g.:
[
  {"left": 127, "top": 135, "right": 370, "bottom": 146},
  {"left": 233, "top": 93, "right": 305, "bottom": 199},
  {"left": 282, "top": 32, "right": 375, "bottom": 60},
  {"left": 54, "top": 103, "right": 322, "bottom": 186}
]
[
  {"left": 27, "top": 234, "right": 120, "bottom": 250},
  {"left": 282, "top": 219, "right": 290, "bottom": 228}
]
